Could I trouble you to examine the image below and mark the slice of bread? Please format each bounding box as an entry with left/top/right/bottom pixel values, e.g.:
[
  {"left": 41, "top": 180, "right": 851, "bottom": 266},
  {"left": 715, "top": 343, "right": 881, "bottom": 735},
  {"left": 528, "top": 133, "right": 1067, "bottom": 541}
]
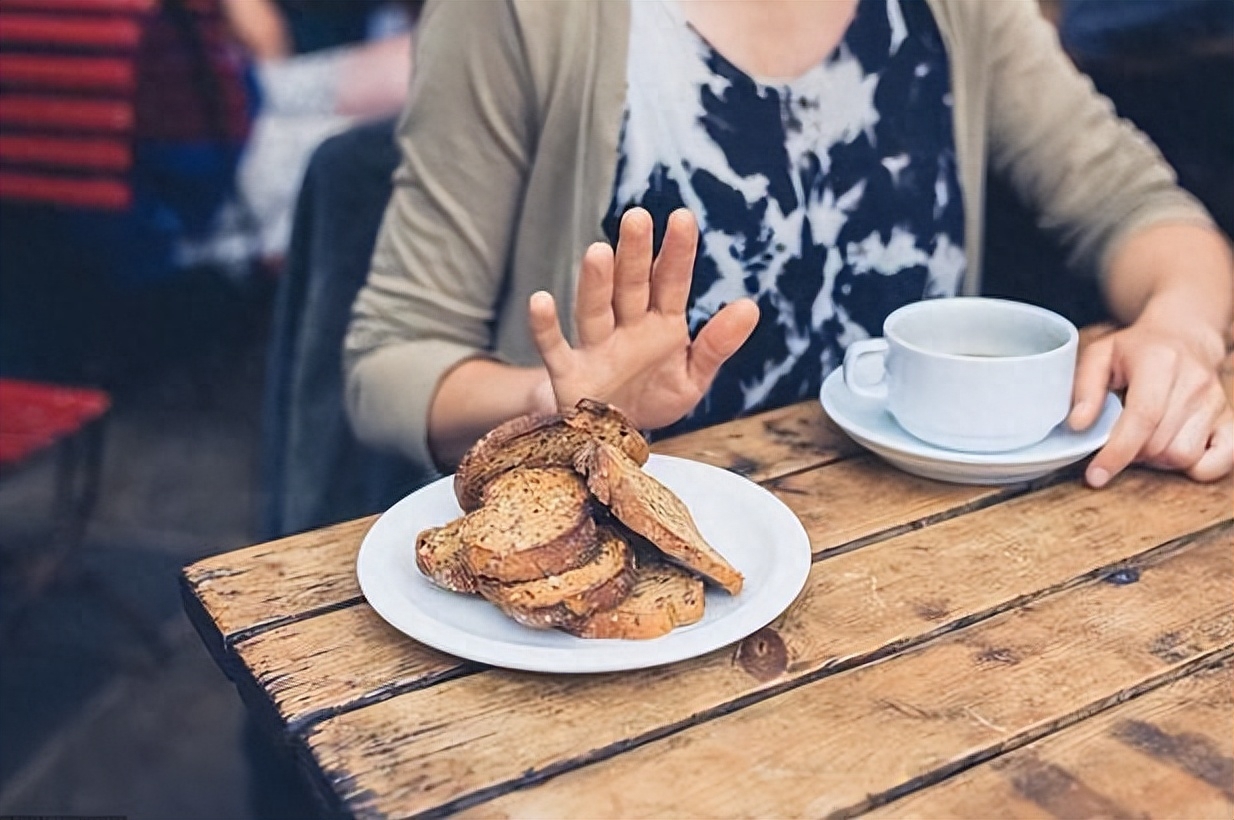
[
  {"left": 461, "top": 467, "right": 599, "bottom": 583},
  {"left": 453, "top": 400, "right": 649, "bottom": 512},
  {"left": 479, "top": 527, "right": 636, "bottom": 630},
  {"left": 453, "top": 412, "right": 560, "bottom": 512},
  {"left": 575, "top": 441, "right": 744, "bottom": 595},
  {"left": 563, "top": 398, "right": 650, "bottom": 462},
  {"left": 565, "top": 563, "right": 706, "bottom": 639},
  {"left": 414, "top": 516, "right": 477, "bottom": 594}
]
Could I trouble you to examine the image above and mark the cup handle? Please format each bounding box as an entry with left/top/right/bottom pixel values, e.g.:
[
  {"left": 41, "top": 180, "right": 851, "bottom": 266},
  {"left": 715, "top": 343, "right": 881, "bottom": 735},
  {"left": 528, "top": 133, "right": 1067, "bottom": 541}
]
[{"left": 843, "top": 338, "right": 890, "bottom": 401}]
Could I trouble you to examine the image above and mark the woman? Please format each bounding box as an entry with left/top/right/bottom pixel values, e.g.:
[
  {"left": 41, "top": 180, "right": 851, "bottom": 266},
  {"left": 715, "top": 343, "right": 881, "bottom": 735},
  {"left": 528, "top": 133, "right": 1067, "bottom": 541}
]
[{"left": 344, "top": 0, "right": 1233, "bottom": 488}]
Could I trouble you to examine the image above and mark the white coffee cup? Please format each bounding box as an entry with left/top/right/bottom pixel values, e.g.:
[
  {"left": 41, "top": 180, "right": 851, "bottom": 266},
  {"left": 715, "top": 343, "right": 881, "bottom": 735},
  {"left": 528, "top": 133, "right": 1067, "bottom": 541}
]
[{"left": 842, "top": 297, "right": 1079, "bottom": 452}]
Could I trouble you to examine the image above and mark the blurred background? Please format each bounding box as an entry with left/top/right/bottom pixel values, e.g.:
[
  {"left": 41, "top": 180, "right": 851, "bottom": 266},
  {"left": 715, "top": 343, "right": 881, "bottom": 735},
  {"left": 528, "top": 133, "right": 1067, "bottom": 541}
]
[
  {"left": 0, "top": 0, "right": 1228, "bottom": 818},
  {"left": 0, "top": 1, "right": 418, "bottom": 817}
]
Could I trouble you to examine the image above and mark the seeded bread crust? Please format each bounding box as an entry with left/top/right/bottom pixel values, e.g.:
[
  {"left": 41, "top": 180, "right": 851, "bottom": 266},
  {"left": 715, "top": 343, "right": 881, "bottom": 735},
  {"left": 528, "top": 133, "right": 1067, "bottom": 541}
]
[
  {"left": 453, "top": 400, "right": 649, "bottom": 512},
  {"left": 453, "top": 412, "right": 559, "bottom": 512},
  {"left": 414, "top": 517, "right": 476, "bottom": 594},
  {"left": 565, "top": 563, "right": 705, "bottom": 639},
  {"left": 480, "top": 527, "right": 637, "bottom": 630},
  {"left": 461, "top": 467, "right": 599, "bottom": 583},
  {"left": 575, "top": 441, "right": 744, "bottom": 595},
  {"left": 563, "top": 399, "right": 650, "bottom": 462}
]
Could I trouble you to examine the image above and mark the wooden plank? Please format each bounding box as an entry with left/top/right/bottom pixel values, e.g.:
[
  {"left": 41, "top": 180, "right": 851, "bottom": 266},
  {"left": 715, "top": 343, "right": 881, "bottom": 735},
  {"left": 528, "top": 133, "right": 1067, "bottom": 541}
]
[
  {"left": 0, "top": 54, "right": 136, "bottom": 92},
  {"left": 767, "top": 454, "right": 1015, "bottom": 556},
  {"left": 0, "top": 134, "right": 131, "bottom": 173},
  {"left": 228, "top": 456, "right": 1019, "bottom": 731},
  {"left": 192, "top": 446, "right": 1000, "bottom": 653},
  {"left": 464, "top": 527, "right": 1233, "bottom": 820},
  {"left": 0, "top": 95, "right": 133, "bottom": 133},
  {"left": 298, "top": 473, "right": 1230, "bottom": 818},
  {"left": 868, "top": 660, "right": 1234, "bottom": 819},
  {"left": 187, "top": 401, "right": 847, "bottom": 644},
  {"left": 0, "top": 0, "right": 156, "bottom": 11},
  {"left": 0, "top": 170, "right": 130, "bottom": 211},
  {"left": 232, "top": 604, "right": 473, "bottom": 733},
  {"left": 0, "top": 13, "right": 144, "bottom": 50},
  {"left": 181, "top": 515, "right": 375, "bottom": 640},
  {"left": 652, "top": 400, "right": 859, "bottom": 482}
]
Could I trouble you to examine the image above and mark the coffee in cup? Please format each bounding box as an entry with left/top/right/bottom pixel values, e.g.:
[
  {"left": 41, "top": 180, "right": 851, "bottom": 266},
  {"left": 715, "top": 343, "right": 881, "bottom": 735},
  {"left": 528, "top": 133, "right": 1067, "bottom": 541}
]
[{"left": 842, "top": 297, "right": 1079, "bottom": 452}]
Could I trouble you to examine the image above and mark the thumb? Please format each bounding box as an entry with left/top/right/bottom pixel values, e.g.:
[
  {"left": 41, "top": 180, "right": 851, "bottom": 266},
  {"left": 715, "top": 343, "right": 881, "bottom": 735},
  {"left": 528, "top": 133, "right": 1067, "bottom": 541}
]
[{"left": 1069, "top": 338, "right": 1114, "bottom": 431}]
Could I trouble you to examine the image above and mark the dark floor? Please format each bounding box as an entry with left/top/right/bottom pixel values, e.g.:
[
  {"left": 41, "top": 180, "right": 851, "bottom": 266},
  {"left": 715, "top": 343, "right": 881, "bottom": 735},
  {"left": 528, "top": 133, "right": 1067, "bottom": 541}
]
[{"left": 0, "top": 275, "right": 279, "bottom": 819}]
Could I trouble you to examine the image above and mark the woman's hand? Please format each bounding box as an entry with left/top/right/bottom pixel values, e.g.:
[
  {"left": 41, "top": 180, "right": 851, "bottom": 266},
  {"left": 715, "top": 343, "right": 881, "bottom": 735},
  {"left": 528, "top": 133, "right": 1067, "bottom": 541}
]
[
  {"left": 528, "top": 207, "right": 759, "bottom": 430},
  {"left": 1069, "top": 319, "right": 1232, "bottom": 487}
]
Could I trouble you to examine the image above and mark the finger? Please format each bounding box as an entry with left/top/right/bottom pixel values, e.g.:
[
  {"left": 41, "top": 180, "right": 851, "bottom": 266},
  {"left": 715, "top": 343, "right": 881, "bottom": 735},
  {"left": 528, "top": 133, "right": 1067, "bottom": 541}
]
[
  {"left": 651, "top": 208, "right": 698, "bottom": 317},
  {"left": 1068, "top": 338, "right": 1113, "bottom": 431},
  {"left": 528, "top": 290, "right": 572, "bottom": 376},
  {"left": 687, "top": 298, "right": 760, "bottom": 392},
  {"left": 574, "top": 242, "right": 616, "bottom": 346},
  {"left": 612, "top": 208, "right": 654, "bottom": 325},
  {"left": 1086, "top": 348, "right": 1176, "bottom": 488},
  {"left": 1186, "top": 409, "right": 1234, "bottom": 482},
  {"left": 1142, "top": 375, "right": 1224, "bottom": 467}
]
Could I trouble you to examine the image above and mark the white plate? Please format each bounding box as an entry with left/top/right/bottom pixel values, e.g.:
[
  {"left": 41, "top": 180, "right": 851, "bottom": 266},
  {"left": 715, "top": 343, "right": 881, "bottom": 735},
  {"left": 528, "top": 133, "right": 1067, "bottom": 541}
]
[
  {"left": 356, "top": 455, "right": 812, "bottom": 674},
  {"left": 820, "top": 369, "right": 1122, "bottom": 485}
]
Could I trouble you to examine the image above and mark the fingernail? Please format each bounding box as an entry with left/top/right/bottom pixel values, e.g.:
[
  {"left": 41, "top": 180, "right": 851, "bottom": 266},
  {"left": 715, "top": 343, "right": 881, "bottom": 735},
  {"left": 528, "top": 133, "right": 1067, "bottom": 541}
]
[{"left": 1088, "top": 467, "right": 1109, "bottom": 488}]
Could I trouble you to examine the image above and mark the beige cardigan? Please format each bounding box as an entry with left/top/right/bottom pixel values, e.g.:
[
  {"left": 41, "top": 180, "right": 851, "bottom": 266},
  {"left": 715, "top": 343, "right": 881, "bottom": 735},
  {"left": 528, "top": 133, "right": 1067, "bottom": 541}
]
[{"left": 345, "top": 0, "right": 1210, "bottom": 470}]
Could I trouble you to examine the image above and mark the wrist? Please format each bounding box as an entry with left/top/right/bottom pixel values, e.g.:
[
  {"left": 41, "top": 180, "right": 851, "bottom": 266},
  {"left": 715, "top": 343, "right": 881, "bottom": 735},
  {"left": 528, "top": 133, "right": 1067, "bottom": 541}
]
[
  {"left": 527, "top": 369, "right": 559, "bottom": 416},
  {"left": 1104, "top": 222, "right": 1232, "bottom": 358},
  {"left": 1133, "top": 299, "right": 1226, "bottom": 365}
]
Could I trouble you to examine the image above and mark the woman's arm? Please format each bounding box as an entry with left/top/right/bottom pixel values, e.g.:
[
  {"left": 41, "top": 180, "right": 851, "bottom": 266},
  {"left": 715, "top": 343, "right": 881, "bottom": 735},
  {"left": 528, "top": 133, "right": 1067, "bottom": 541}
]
[
  {"left": 977, "top": 0, "right": 1232, "bottom": 485},
  {"left": 220, "top": 0, "right": 291, "bottom": 59},
  {"left": 344, "top": 0, "right": 538, "bottom": 472},
  {"left": 335, "top": 34, "right": 413, "bottom": 118},
  {"left": 426, "top": 209, "right": 759, "bottom": 467},
  {"left": 346, "top": 4, "right": 758, "bottom": 472},
  {"left": 425, "top": 360, "right": 552, "bottom": 467}
]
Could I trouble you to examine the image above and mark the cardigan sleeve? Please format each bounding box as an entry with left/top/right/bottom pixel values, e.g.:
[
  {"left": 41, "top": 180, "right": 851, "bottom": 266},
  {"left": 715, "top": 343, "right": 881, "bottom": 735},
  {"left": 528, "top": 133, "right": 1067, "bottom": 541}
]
[
  {"left": 343, "top": 0, "right": 536, "bottom": 471},
  {"left": 979, "top": 0, "right": 1213, "bottom": 281}
]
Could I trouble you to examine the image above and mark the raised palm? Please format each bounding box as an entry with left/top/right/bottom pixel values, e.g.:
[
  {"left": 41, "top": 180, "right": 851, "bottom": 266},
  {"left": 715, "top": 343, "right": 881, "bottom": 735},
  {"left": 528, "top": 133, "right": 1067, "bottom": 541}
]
[{"left": 529, "top": 208, "right": 760, "bottom": 430}]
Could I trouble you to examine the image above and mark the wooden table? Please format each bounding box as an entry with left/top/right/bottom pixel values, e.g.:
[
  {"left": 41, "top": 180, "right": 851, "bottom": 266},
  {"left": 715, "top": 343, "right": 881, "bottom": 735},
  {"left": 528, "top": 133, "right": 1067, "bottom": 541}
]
[{"left": 183, "top": 401, "right": 1234, "bottom": 818}]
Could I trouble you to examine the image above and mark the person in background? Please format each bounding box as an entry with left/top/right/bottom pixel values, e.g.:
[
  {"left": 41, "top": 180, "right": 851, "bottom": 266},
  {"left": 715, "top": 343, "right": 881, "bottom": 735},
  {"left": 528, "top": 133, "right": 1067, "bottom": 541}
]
[
  {"left": 222, "top": 0, "right": 415, "bottom": 59},
  {"left": 187, "top": 0, "right": 420, "bottom": 268},
  {"left": 344, "top": 0, "right": 1233, "bottom": 491}
]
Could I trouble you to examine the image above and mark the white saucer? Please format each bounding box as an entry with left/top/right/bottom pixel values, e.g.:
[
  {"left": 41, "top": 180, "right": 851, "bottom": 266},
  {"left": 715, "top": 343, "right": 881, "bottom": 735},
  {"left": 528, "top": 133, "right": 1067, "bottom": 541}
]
[{"left": 819, "top": 369, "right": 1122, "bottom": 485}]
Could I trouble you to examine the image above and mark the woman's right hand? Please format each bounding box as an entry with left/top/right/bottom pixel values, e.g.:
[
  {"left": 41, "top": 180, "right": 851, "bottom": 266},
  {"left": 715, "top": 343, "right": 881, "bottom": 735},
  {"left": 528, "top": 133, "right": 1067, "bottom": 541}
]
[{"left": 528, "top": 207, "right": 759, "bottom": 430}]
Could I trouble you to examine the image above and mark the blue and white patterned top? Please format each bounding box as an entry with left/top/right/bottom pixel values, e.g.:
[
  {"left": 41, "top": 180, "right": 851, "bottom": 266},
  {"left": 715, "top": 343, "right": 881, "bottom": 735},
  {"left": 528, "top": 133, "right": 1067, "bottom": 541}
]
[{"left": 603, "top": 0, "right": 966, "bottom": 434}]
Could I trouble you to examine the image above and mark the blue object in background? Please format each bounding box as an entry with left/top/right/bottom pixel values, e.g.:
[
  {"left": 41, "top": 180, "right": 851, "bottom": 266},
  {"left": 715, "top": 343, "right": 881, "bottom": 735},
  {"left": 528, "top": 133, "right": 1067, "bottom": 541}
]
[{"left": 1060, "top": 0, "right": 1234, "bottom": 58}]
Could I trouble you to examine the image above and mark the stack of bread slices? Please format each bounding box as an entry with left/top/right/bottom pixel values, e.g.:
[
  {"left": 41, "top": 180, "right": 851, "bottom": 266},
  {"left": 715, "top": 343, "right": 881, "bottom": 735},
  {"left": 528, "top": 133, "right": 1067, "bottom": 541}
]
[{"left": 414, "top": 399, "right": 744, "bottom": 639}]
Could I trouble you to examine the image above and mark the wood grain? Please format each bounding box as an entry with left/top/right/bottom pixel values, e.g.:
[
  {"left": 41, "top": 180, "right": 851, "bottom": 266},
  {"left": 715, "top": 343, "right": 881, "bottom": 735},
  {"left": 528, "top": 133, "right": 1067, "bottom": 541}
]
[
  {"left": 868, "top": 660, "right": 1234, "bottom": 819},
  {"left": 466, "top": 527, "right": 1233, "bottom": 819},
  {"left": 767, "top": 454, "right": 1018, "bottom": 556},
  {"left": 222, "top": 454, "right": 1018, "bottom": 730},
  {"left": 184, "top": 401, "right": 850, "bottom": 649},
  {"left": 182, "top": 515, "right": 375, "bottom": 641},
  {"left": 652, "top": 400, "right": 859, "bottom": 482},
  {"left": 231, "top": 604, "right": 474, "bottom": 733},
  {"left": 218, "top": 459, "right": 1137, "bottom": 734},
  {"left": 184, "top": 338, "right": 1233, "bottom": 650},
  {"left": 299, "top": 473, "right": 1230, "bottom": 818}
]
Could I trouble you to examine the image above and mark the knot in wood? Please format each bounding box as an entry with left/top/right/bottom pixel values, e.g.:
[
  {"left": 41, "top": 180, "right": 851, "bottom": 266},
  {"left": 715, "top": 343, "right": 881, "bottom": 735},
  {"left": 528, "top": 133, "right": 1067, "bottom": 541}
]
[{"left": 735, "top": 627, "right": 788, "bottom": 682}]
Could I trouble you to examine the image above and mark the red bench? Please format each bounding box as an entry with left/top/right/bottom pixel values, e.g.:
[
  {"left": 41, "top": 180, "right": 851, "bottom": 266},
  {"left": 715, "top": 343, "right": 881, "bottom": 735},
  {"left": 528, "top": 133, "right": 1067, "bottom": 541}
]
[{"left": 0, "top": 379, "right": 111, "bottom": 634}]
